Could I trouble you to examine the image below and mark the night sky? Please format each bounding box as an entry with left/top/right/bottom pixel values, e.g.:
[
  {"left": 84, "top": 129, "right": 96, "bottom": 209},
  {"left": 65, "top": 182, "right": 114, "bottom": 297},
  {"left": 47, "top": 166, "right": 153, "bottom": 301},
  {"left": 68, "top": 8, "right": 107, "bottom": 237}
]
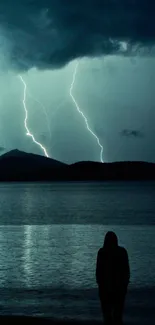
[{"left": 0, "top": 1, "right": 155, "bottom": 163}]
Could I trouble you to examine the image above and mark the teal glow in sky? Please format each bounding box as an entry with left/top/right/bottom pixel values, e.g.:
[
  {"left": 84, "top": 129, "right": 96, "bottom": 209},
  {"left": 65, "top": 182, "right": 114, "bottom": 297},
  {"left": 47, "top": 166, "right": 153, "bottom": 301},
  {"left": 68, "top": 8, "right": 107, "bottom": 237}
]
[{"left": 0, "top": 56, "right": 154, "bottom": 163}]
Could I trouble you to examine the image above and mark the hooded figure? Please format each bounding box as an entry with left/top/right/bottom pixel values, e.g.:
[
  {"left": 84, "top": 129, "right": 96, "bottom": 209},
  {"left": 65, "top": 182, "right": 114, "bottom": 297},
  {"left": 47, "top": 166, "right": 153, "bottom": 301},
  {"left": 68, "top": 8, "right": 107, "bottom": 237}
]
[{"left": 96, "top": 232, "right": 130, "bottom": 324}]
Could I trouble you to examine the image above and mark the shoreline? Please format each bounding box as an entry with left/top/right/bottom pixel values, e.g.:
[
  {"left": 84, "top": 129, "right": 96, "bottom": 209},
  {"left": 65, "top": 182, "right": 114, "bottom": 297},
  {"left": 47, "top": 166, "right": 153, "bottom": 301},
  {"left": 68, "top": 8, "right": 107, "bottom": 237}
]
[
  {"left": 0, "top": 316, "right": 153, "bottom": 325},
  {"left": 0, "top": 317, "right": 102, "bottom": 324}
]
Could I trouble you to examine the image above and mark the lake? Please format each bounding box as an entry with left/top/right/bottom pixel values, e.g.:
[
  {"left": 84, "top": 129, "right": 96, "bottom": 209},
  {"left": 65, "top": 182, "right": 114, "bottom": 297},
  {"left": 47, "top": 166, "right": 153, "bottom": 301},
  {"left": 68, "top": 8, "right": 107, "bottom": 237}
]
[{"left": 0, "top": 182, "right": 154, "bottom": 324}]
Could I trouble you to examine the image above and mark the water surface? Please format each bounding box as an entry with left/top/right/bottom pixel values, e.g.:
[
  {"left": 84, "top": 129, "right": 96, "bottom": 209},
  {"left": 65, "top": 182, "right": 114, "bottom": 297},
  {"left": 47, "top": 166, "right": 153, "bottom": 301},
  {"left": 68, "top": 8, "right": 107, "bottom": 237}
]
[{"left": 0, "top": 182, "right": 154, "bottom": 323}]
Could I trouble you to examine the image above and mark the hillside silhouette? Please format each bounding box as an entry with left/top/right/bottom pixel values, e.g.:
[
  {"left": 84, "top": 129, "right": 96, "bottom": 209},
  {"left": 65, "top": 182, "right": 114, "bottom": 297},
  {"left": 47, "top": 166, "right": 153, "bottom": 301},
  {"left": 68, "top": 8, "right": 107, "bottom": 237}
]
[{"left": 0, "top": 149, "right": 155, "bottom": 181}]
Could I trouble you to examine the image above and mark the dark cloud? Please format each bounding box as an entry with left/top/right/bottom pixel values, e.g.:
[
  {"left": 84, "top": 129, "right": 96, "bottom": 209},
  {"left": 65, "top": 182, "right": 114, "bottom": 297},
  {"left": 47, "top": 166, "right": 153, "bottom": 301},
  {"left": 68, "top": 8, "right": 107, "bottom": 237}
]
[
  {"left": 0, "top": 1, "right": 155, "bottom": 70},
  {"left": 121, "top": 129, "right": 144, "bottom": 138}
]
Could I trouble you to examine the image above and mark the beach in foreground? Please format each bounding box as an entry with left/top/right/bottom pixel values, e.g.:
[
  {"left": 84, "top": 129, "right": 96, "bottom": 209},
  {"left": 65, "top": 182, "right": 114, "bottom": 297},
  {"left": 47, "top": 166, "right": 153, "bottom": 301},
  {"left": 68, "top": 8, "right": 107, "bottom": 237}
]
[{"left": 0, "top": 316, "right": 154, "bottom": 325}]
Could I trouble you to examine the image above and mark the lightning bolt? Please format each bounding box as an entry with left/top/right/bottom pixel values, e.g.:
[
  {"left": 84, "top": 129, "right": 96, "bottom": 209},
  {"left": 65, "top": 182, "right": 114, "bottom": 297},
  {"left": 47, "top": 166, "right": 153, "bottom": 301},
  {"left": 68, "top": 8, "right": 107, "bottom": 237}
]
[
  {"left": 69, "top": 62, "right": 104, "bottom": 163},
  {"left": 26, "top": 90, "right": 52, "bottom": 140},
  {"left": 18, "top": 75, "right": 49, "bottom": 158}
]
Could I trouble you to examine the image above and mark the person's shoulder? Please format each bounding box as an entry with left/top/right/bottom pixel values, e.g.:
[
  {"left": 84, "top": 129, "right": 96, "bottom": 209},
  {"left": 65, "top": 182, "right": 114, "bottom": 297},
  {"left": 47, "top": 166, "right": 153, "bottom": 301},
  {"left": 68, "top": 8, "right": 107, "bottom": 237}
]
[
  {"left": 98, "top": 247, "right": 104, "bottom": 255},
  {"left": 118, "top": 246, "right": 128, "bottom": 255}
]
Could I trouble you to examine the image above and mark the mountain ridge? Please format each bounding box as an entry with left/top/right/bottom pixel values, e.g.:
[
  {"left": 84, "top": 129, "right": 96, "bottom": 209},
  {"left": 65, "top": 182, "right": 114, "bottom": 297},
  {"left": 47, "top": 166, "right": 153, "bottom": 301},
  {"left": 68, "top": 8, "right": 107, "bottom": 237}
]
[{"left": 0, "top": 149, "right": 155, "bottom": 181}]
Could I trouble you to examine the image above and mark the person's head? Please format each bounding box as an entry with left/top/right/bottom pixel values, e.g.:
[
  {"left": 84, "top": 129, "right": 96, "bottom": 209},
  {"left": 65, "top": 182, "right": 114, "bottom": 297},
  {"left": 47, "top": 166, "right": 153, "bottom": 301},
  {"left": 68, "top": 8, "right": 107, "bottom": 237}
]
[{"left": 103, "top": 231, "right": 118, "bottom": 249}]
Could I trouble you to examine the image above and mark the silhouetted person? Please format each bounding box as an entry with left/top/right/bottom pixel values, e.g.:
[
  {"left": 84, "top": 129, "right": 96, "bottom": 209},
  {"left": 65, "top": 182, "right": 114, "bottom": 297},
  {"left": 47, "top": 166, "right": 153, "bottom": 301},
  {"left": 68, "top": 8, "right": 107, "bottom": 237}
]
[{"left": 96, "top": 231, "right": 130, "bottom": 324}]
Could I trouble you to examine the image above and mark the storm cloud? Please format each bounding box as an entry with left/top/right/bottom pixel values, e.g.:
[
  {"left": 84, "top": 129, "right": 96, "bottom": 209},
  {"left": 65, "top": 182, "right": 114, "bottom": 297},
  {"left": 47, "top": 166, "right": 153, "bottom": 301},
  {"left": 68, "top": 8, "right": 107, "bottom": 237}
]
[
  {"left": 0, "top": 1, "right": 155, "bottom": 70},
  {"left": 121, "top": 129, "right": 144, "bottom": 138}
]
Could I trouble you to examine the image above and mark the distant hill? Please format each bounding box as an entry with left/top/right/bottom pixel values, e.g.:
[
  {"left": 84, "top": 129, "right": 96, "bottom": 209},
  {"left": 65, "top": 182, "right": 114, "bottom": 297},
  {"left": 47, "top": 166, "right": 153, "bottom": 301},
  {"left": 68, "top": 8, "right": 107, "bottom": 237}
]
[
  {"left": 0, "top": 149, "right": 155, "bottom": 181},
  {"left": 69, "top": 161, "right": 155, "bottom": 181},
  {"left": 1, "top": 149, "right": 65, "bottom": 167},
  {"left": 0, "top": 150, "right": 66, "bottom": 181}
]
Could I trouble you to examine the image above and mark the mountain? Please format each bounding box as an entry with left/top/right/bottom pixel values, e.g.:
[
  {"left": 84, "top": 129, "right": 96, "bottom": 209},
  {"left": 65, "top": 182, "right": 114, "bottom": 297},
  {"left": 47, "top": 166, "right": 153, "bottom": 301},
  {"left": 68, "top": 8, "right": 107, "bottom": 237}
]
[
  {"left": 0, "top": 150, "right": 155, "bottom": 181},
  {"left": 0, "top": 149, "right": 67, "bottom": 181},
  {"left": 1, "top": 149, "right": 65, "bottom": 166}
]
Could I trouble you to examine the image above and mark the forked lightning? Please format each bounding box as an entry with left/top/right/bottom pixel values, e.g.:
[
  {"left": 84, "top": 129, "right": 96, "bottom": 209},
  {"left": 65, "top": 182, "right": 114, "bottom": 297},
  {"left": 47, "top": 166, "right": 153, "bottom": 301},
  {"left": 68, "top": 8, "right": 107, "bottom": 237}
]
[
  {"left": 18, "top": 61, "right": 103, "bottom": 162},
  {"left": 18, "top": 75, "right": 49, "bottom": 158},
  {"left": 69, "top": 62, "right": 104, "bottom": 163}
]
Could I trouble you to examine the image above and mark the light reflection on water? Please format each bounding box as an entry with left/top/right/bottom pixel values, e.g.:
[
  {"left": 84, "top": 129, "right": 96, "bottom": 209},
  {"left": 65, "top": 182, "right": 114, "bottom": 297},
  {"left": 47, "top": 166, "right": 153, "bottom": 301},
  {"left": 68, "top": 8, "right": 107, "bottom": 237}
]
[{"left": 0, "top": 224, "right": 154, "bottom": 289}]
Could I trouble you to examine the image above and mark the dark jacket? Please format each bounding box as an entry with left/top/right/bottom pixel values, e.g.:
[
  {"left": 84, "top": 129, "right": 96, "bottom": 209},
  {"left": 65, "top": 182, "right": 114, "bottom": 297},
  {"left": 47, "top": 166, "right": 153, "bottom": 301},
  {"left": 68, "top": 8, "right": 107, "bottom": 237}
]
[{"left": 96, "top": 245, "right": 130, "bottom": 292}]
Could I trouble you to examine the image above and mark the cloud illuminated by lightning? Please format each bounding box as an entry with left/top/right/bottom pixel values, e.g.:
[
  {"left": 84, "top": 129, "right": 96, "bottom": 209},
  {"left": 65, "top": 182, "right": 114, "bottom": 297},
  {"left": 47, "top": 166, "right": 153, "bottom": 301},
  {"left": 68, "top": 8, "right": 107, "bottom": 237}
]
[
  {"left": 69, "top": 62, "right": 104, "bottom": 163},
  {"left": 18, "top": 75, "right": 49, "bottom": 158}
]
